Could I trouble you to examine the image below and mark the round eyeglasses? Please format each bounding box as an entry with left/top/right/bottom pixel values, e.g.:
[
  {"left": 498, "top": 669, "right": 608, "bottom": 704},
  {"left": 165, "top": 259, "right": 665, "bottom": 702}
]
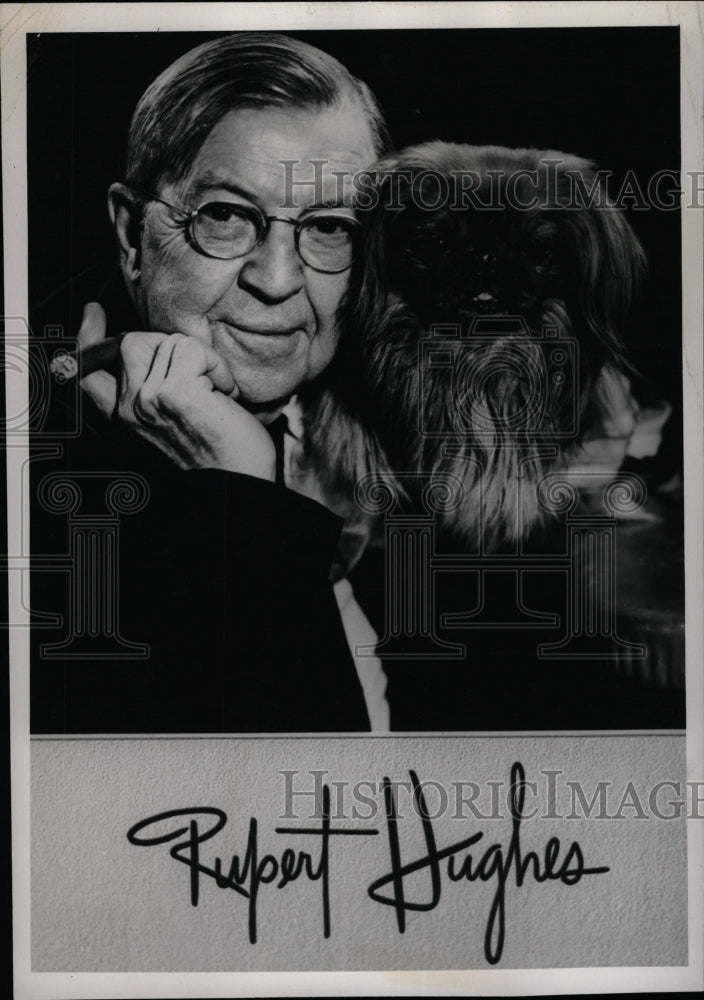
[{"left": 140, "top": 192, "right": 362, "bottom": 274}]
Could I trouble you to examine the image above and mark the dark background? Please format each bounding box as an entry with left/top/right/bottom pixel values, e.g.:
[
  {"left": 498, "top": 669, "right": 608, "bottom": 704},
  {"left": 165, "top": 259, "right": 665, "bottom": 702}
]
[{"left": 27, "top": 27, "right": 681, "bottom": 416}]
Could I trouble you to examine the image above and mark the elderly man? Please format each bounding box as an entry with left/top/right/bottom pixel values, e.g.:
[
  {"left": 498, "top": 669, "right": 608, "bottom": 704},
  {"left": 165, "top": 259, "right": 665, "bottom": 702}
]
[{"left": 30, "top": 33, "right": 388, "bottom": 733}]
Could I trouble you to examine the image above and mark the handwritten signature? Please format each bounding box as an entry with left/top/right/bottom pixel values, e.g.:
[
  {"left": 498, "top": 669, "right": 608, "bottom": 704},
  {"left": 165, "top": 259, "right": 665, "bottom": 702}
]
[{"left": 126, "top": 761, "right": 609, "bottom": 964}]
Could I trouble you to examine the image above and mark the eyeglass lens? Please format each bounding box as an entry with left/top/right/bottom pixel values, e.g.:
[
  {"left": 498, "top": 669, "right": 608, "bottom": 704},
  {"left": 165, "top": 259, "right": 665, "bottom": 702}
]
[{"left": 192, "top": 202, "right": 357, "bottom": 271}]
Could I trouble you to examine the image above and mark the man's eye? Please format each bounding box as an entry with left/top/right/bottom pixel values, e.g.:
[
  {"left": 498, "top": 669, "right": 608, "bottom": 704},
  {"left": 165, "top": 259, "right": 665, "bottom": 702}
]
[
  {"left": 195, "top": 203, "right": 256, "bottom": 246},
  {"left": 200, "top": 202, "right": 247, "bottom": 223},
  {"left": 303, "top": 216, "right": 356, "bottom": 247},
  {"left": 307, "top": 217, "right": 351, "bottom": 236}
]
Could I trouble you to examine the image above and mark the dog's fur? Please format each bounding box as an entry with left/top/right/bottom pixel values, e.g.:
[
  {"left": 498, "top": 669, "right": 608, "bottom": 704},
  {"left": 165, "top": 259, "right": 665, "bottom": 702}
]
[{"left": 301, "top": 143, "right": 647, "bottom": 555}]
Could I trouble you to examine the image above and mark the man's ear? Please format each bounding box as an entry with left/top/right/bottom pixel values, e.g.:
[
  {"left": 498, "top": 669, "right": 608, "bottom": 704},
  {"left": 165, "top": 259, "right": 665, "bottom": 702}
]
[{"left": 108, "top": 183, "right": 142, "bottom": 283}]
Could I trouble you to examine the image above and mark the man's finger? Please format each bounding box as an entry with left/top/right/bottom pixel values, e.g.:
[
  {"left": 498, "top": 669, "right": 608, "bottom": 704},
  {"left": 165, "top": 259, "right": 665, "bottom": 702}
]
[
  {"left": 80, "top": 369, "right": 119, "bottom": 419},
  {"left": 202, "top": 347, "right": 239, "bottom": 398},
  {"left": 76, "top": 302, "right": 107, "bottom": 347},
  {"left": 142, "top": 333, "right": 180, "bottom": 388},
  {"left": 167, "top": 337, "right": 238, "bottom": 397},
  {"left": 119, "top": 331, "right": 172, "bottom": 396}
]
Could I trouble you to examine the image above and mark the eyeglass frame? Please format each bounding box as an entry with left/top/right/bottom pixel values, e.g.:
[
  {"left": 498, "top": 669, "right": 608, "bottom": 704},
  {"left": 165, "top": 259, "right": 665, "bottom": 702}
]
[{"left": 135, "top": 190, "right": 362, "bottom": 274}]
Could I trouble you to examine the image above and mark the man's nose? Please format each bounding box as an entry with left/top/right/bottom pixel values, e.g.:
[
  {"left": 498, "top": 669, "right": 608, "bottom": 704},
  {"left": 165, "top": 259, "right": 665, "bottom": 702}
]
[{"left": 237, "top": 221, "right": 305, "bottom": 303}]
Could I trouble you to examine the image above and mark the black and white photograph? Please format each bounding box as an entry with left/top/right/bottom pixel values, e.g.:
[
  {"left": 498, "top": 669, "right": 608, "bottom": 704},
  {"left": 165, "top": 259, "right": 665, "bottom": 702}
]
[
  {"left": 23, "top": 19, "right": 688, "bottom": 735},
  {"left": 3, "top": 2, "right": 703, "bottom": 995}
]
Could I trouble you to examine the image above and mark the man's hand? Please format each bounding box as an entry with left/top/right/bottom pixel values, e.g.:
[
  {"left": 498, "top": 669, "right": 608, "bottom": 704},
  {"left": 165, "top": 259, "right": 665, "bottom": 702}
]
[{"left": 78, "top": 302, "right": 276, "bottom": 480}]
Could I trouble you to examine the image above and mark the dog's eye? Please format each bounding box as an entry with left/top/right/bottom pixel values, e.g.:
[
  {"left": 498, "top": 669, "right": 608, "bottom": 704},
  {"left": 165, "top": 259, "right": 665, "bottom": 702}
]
[
  {"left": 400, "top": 246, "right": 431, "bottom": 271},
  {"left": 534, "top": 247, "right": 556, "bottom": 273},
  {"left": 418, "top": 231, "right": 453, "bottom": 254},
  {"left": 402, "top": 228, "right": 453, "bottom": 266}
]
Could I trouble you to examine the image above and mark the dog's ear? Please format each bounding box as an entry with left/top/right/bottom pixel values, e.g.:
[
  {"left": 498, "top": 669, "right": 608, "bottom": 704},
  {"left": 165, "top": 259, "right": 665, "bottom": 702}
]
[
  {"left": 343, "top": 162, "right": 418, "bottom": 348},
  {"left": 563, "top": 170, "right": 647, "bottom": 372}
]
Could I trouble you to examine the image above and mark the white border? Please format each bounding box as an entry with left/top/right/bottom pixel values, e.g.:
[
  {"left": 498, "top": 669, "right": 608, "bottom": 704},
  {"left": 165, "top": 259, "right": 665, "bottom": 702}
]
[{"left": 3, "top": 3, "right": 703, "bottom": 997}]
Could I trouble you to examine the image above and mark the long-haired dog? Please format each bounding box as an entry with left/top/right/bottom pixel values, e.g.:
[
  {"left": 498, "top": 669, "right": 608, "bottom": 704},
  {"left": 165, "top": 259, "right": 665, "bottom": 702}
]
[{"left": 300, "top": 143, "right": 647, "bottom": 558}]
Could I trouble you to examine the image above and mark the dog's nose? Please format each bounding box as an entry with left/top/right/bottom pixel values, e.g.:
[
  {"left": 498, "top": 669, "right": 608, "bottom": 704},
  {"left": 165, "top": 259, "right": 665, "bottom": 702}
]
[
  {"left": 476, "top": 251, "right": 497, "bottom": 271},
  {"left": 468, "top": 247, "right": 497, "bottom": 270}
]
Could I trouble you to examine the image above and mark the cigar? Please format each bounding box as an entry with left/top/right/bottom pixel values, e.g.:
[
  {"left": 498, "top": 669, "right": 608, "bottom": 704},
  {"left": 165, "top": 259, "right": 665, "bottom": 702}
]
[{"left": 50, "top": 335, "right": 124, "bottom": 382}]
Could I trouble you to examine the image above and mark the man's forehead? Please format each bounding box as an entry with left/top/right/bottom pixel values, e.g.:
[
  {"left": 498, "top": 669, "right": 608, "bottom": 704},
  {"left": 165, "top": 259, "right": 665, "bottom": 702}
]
[
  {"left": 188, "top": 157, "right": 366, "bottom": 205},
  {"left": 180, "top": 105, "right": 377, "bottom": 207}
]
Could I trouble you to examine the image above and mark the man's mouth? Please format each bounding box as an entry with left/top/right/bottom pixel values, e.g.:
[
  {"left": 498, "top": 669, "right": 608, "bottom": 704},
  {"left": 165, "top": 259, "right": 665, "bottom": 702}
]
[
  {"left": 229, "top": 323, "right": 302, "bottom": 337},
  {"left": 214, "top": 320, "right": 308, "bottom": 362}
]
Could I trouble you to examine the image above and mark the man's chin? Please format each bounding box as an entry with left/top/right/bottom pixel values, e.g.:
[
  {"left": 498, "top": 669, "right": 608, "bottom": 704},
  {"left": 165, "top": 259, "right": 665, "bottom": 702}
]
[{"left": 237, "top": 387, "right": 298, "bottom": 425}]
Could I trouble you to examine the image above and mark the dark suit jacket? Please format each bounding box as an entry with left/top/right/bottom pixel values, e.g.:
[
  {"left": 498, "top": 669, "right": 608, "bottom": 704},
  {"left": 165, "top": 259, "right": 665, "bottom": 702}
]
[{"left": 29, "top": 271, "right": 370, "bottom": 733}]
